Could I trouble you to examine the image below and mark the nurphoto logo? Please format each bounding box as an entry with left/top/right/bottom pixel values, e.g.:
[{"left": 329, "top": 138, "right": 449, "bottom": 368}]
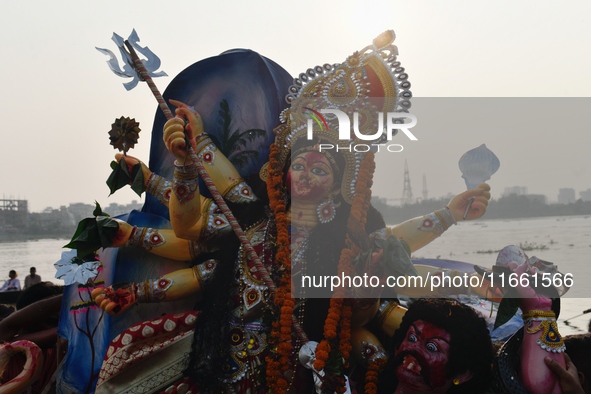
[{"left": 305, "top": 108, "right": 418, "bottom": 153}]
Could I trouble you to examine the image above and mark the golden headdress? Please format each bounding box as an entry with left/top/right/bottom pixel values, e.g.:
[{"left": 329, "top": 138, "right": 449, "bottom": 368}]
[{"left": 273, "top": 30, "right": 412, "bottom": 203}]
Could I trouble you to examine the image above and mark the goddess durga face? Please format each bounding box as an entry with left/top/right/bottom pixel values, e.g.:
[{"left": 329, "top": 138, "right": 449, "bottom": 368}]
[{"left": 287, "top": 151, "right": 337, "bottom": 204}]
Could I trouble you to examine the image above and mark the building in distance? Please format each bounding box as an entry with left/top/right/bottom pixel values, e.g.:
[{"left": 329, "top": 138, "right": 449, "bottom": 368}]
[{"left": 558, "top": 188, "right": 576, "bottom": 204}]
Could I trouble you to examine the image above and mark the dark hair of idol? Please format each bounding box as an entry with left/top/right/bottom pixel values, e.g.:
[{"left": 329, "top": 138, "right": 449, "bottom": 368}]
[
  {"left": 379, "top": 298, "right": 494, "bottom": 394},
  {"left": 184, "top": 197, "right": 267, "bottom": 392}
]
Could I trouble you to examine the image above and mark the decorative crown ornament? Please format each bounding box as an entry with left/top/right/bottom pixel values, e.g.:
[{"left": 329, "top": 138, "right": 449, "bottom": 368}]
[{"left": 273, "top": 30, "right": 412, "bottom": 203}]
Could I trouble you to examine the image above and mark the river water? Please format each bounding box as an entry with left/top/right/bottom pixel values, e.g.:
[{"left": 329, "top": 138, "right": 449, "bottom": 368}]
[{"left": 0, "top": 215, "right": 589, "bottom": 334}]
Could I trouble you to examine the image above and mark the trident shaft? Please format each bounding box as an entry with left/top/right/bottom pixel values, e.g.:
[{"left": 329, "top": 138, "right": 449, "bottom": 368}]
[{"left": 97, "top": 31, "right": 274, "bottom": 293}]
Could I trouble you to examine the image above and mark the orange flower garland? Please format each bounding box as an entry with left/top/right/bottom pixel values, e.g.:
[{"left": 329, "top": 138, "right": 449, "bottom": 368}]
[
  {"left": 265, "top": 144, "right": 377, "bottom": 393},
  {"left": 338, "top": 300, "right": 353, "bottom": 367},
  {"left": 364, "top": 357, "right": 387, "bottom": 394},
  {"left": 265, "top": 143, "right": 293, "bottom": 393},
  {"left": 313, "top": 152, "right": 376, "bottom": 392}
]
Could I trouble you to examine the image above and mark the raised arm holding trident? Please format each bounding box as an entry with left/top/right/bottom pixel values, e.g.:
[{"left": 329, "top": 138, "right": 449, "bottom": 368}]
[{"left": 96, "top": 30, "right": 275, "bottom": 292}]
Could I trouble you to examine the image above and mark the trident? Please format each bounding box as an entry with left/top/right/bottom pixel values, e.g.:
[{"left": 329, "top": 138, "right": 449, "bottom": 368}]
[{"left": 96, "top": 31, "right": 275, "bottom": 293}]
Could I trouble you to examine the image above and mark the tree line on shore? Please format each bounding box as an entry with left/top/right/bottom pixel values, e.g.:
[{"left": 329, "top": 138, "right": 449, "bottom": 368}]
[{"left": 2, "top": 195, "right": 590, "bottom": 241}]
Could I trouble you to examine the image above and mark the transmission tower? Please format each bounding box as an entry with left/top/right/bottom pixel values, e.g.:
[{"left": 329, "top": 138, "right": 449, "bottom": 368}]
[
  {"left": 422, "top": 173, "right": 428, "bottom": 201},
  {"left": 401, "top": 160, "right": 414, "bottom": 205}
]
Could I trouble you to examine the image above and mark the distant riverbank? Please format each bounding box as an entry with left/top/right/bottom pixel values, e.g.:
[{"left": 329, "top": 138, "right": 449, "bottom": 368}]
[
  {"left": 0, "top": 231, "right": 72, "bottom": 243},
  {"left": 3, "top": 195, "right": 590, "bottom": 242},
  {"left": 373, "top": 195, "right": 591, "bottom": 224}
]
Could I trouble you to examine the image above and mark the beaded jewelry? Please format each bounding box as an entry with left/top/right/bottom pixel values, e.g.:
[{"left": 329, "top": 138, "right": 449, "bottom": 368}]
[{"left": 316, "top": 195, "right": 338, "bottom": 224}]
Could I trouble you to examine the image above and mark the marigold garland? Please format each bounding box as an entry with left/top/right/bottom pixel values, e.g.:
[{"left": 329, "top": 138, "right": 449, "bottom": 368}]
[
  {"left": 314, "top": 152, "right": 376, "bottom": 393},
  {"left": 364, "top": 357, "right": 387, "bottom": 394},
  {"left": 265, "top": 143, "right": 293, "bottom": 393},
  {"left": 265, "top": 144, "right": 377, "bottom": 393},
  {"left": 339, "top": 300, "right": 353, "bottom": 367}
]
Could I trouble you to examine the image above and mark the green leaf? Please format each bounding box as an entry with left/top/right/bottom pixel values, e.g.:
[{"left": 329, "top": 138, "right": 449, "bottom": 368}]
[
  {"left": 63, "top": 219, "right": 102, "bottom": 258},
  {"left": 63, "top": 218, "right": 96, "bottom": 249},
  {"left": 130, "top": 163, "right": 146, "bottom": 196},
  {"left": 106, "top": 160, "right": 145, "bottom": 197},
  {"left": 106, "top": 160, "right": 131, "bottom": 196},
  {"left": 64, "top": 204, "right": 120, "bottom": 258},
  {"left": 92, "top": 201, "right": 109, "bottom": 217},
  {"left": 493, "top": 289, "right": 520, "bottom": 329},
  {"left": 96, "top": 215, "right": 119, "bottom": 248}
]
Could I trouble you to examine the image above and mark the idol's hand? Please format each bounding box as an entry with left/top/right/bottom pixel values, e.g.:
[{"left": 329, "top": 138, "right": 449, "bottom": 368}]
[
  {"left": 447, "top": 183, "right": 491, "bottom": 221},
  {"left": 114, "top": 153, "right": 152, "bottom": 185},
  {"left": 91, "top": 284, "right": 137, "bottom": 315},
  {"left": 507, "top": 261, "right": 553, "bottom": 312},
  {"left": 544, "top": 353, "right": 585, "bottom": 394},
  {"left": 163, "top": 99, "right": 204, "bottom": 164},
  {"left": 110, "top": 219, "right": 135, "bottom": 248}
]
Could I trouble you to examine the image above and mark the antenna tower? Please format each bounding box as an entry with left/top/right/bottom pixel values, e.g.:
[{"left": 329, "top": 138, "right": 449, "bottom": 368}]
[
  {"left": 422, "top": 173, "right": 428, "bottom": 201},
  {"left": 401, "top": 160, "right": 414, "bottom": 205}
]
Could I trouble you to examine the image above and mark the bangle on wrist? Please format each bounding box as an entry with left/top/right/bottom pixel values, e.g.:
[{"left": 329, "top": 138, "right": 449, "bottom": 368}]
[
  {"left": 194, "top": 134, "right": 218, "bottom": 165},
  {"left": 173, "top": 160, "right": 199, "bottom": 174},
  {"left": 194, "top": 133, "right": 214, "bottom": 154},
  {"left": 173, "top": 162, "right": 199, "bottom": 202},
  {"left": 146, "top": 173, "right": 172, "bottom": 205},
  {"left": 135, "top": 278, "right": 173, "bottom": 303},
  {"left": 127, "top": 227, "right": 166, "bottom": 250}
]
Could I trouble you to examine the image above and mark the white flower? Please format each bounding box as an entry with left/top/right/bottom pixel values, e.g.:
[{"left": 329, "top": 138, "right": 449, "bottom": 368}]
[{"left": 54, "top": 250, "right": 101, "bottom": 285}]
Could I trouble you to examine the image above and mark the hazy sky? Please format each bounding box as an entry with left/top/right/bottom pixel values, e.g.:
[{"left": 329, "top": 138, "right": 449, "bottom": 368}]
[{"left": 0, "top": 1, "right": 589, "bottom": 212}]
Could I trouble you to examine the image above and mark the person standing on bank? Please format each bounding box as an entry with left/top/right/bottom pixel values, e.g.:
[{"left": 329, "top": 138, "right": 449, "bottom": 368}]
[
  {"left": 0, "top": 270, "right": 21, "bottom": 292},
  {"left": 24, "top": 267, "right": 41, "bottom": 289}
]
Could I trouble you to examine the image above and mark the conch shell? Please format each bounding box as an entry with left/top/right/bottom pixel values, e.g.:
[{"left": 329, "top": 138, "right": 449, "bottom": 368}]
[{"left": 458, "top": 144, "right": 500, "bottom": 189}]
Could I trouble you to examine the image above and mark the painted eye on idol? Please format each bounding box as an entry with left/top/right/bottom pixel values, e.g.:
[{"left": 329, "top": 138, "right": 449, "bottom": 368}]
[
  {"left": 311, "top": 167, "right": 329, "bottom": 176},
  {"left": 426, "top": 342, "right": 438, "bottom": 353},
  {"left": 291, "top": 163, "right": 304, "bottom": 171},
  {"left": 408, "top": 333, "right": 417, "bottom": 343}
]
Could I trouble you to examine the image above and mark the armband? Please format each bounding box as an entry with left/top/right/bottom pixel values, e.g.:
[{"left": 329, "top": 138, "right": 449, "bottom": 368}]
[
  {"left": 522, "top": 310, "right": 565, "bottom": 353},
  {"left": 222, "top": 180, "right": 257, "bottom": 203},
  {"left": 375, "top": 300, "right": 406, "bottom": 337},
  {"left": 360, "top": 341, "right": 388, "bottom": 367},
  {"left": 417, "top": 206, "right": 457, "bottom": 235},
  {"left": 202, "top": 201, "right": 231, "bottom": 239},
  {"left": 375, "top": 300, "right": 398, "bottom": 328}
]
